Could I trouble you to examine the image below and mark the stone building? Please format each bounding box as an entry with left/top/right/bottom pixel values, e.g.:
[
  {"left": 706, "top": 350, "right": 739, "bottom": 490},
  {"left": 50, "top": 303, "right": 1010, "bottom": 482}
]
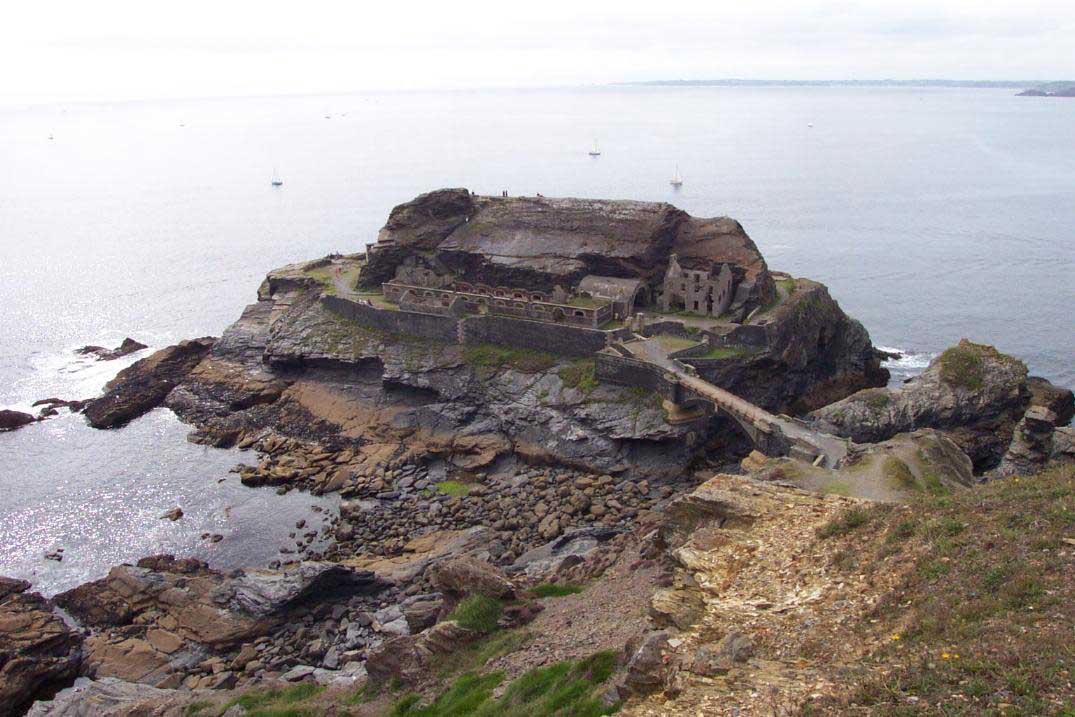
[{"left": 659, "top": 254, "right": 735, "bottom": 317}]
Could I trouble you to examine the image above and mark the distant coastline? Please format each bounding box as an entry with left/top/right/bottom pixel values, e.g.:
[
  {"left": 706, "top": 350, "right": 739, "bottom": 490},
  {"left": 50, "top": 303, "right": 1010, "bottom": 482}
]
[{"left": 618, "top": 78, "right": 1039, "bottom": 88}]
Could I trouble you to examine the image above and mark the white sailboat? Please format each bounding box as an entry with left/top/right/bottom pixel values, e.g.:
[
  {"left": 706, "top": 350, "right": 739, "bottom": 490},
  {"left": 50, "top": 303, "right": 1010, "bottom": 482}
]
[
  {"left": 271, "top": 167, "right": 283, "bottom": 187},
  {"left": 588, "top": 140, "right": 601, "bottom": 157},
  {"left": 669, "top": 164, "right": 683, "bottom": 188}
]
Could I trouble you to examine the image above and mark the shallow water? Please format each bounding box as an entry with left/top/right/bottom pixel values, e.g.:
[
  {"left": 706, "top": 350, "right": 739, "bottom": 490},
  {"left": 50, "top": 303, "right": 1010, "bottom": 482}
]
[{"left": 1, "top": 85, "right": 1072, "bottom": 592}]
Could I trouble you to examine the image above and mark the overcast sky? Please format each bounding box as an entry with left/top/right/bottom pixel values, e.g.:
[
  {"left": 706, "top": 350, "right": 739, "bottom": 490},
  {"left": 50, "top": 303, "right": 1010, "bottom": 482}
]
[{"left": 4, "top": 0, "right": 1073, "bottom": 100}]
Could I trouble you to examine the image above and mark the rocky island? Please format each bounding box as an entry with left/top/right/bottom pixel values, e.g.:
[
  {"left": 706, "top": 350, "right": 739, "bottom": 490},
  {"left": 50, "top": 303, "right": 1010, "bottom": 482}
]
[{"left": 2, "top": 190, "right": 1072, "bottom": 716}]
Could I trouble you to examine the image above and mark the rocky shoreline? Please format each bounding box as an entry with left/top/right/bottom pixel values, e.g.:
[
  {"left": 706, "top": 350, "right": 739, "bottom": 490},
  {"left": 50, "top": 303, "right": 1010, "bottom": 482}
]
[{"left": 2, "top": 192, "right": 1073, "bottom": 716}]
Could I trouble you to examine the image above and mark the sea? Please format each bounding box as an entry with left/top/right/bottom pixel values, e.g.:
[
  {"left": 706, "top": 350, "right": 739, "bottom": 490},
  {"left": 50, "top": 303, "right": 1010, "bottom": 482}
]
[{"left": 1, "top": 86, "right": 1073, "bottom": 594}]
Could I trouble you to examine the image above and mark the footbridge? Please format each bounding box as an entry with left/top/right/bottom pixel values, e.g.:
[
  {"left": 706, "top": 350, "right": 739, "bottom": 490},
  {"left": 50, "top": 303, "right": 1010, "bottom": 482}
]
[{"left": 599, "top": 336, "right": 849, "bottom": 467}]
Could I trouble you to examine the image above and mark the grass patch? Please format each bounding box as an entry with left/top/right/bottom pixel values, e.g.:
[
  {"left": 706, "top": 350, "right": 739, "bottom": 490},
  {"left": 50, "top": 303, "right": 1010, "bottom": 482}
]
[
  {"left": 820, "top": 480, "right": 853, "bottom": 497},
  {"left": 393, "top": 650, "right": 621, "bottom": 717},
  {"left": 655, "top": 334, "right": 699, "bottom": 352},
  {"left": 559, "top": 359, "right": 599, "bottom": 393},
  {"left": 529, "top": 583, "right": 584, "bottom": 598},
  {"left": 882, "top": 456, "right": 919, "bottom": 491},
  {"left": 436, "top": 480, "right": 472, "bottom": 497},
  {"left": 429, "top": 629, "right": 533, "bottom": 678},
  {"left": 184, "top": 702, "right": 213, "bottom": 716},
  {"left": 463, "top": 344, "right": 557, "bottom": 374},
  {"left": 817, "top": 505, "right": 876, "bottom": 538},
  {"left": 819, "top": 462, "right": 1075, "bottom": 715},
  {"left": 225, "top": 683, "right": 324, "bottom": 716},
  {"left": 937, "top": 339, "right": 1025, "bottom": 392},
  {"left": 696, "top": 345, "right": 750, "bottom": 360},
  {"left": 447, "top": 595, "right": 503, "bottom": 634}
]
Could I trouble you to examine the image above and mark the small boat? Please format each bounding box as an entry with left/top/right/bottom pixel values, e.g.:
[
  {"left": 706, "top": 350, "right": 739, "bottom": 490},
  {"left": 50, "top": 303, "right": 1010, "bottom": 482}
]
[
  {"left": 271, "top": 167, "right": 283, "bottom": 187},
  {"left": 588, "top": 140, "right": 601, "bottom": 157},
  {"left": 669, "top": 164, "right": 683, "bottom": 188}
]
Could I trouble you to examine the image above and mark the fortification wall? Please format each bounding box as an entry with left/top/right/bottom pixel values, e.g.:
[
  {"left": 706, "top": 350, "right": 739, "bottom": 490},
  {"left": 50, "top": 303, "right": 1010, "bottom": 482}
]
[
  {"left": 462, "top": 316, "right": 608, "bottom": 357},
  {"left": 321, "top": 296, "right": 459, "bottom": 343},
  {"left": 595, "top": 352, "right": 679, "bottom": 401}
]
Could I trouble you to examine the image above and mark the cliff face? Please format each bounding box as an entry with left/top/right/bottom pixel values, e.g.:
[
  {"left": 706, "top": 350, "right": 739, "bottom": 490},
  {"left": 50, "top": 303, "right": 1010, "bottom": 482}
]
[
  {"left": 359, "top": 189, "right": 776, "bottom": 315},
  {"left": 692, "top": 280, "right": 889, "bottom": 414}
]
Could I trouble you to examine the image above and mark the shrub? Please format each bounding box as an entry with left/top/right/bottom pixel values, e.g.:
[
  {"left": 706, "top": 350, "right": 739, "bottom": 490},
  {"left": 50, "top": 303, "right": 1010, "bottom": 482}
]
[
  {"left": 530, "top": 583, "right": 584, "bottom": 598},
  {"left": 817, "top": 506, "right": 873, "bottom": 538},
  {"left": 447, "top": 595, "right": 503, "bottom": 633}
]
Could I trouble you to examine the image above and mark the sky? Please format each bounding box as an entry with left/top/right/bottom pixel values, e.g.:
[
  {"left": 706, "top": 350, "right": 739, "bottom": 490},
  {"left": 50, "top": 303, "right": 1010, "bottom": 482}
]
[{"left": 3, "top": 0, "right": 1073, "bottom": 101}]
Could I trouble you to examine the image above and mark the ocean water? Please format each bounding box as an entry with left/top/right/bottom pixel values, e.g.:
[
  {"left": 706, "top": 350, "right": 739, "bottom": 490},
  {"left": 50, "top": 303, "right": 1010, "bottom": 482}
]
[{"left": 1, "top": 86, "right": 1072, "bottom": 593}]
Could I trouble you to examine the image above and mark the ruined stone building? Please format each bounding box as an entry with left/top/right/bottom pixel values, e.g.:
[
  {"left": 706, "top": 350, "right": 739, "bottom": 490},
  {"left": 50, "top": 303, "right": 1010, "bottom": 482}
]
[{"left": 658, "top": 254, "right": 735, "bottom": 318}]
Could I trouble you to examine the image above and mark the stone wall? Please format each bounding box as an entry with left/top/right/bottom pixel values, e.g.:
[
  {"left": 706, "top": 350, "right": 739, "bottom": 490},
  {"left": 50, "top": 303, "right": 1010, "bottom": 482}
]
[
  {"left": 323, "top": 296, "right": 612, "bottom": 358},
  {"left": 595, "top": 352, "right": 679, "bottom": 401},
  {"left": 321, "top": 296, "right": 459, "bottom": 343},
  {"left": 462, "top": 316, "right": 609, "bottom": 357}
]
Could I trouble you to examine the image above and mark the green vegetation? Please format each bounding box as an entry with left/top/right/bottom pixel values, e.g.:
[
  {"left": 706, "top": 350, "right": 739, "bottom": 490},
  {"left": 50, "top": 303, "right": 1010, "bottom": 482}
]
[
  {"left": 655, "top": 334, "right": 698, "bottom": 352},
  {"left": 391, "top": 651, "right": 621, "bottom": 717},
  {"left": 816, "top": 505, "right": 888, "bottom": 539},
  {"left": 863, "top": 390, "right": 892, "bottom": 410},
  {"left": 937, "top": 340, "right": 1025, "bottom": 392},
  {"left": 776, "top": 276, "right": 797, "bottom": 296},
  {"left": 696, "top": 345, "right": 750, "bottom": 360},
  {"left": 882, "top": 456, "right": 919, "bottom": 491},
  {"left": 224, "top": 683, "right": 324, "bottom": 716},
  {"left": 566, "top": 296, "right": 608, "bottom": 309},
  {"left": 428, "top": 630, "right": 533, "bottom": 678},
  {"left": 529, "top": 583, "right": 584, "bottom": 598},
  {"left": 820, "top": 480, "right": 853, "bottom": 497},
  {"left": 436, "top": 480, "right": 473, "bottom": 497},
  {"left": 819, "top": 463, "right": 1075, "bottom": 715},
  {"left": 184, "top": 702, "right": 213, "bottom": 716},
  {"left": 559, "top": 359, "right": 599, "bottom": 393},
  {"left": 463, "top": 344, "right": 557, "bottom": 374},
  {"left": 447, "top": 595, "right": 504, "bottom": 634}
]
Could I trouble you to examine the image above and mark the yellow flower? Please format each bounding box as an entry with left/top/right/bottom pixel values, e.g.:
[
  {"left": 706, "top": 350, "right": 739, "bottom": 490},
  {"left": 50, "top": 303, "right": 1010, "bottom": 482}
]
[{"left": 889, "top": 633, "right": 901, "bottom": 642}]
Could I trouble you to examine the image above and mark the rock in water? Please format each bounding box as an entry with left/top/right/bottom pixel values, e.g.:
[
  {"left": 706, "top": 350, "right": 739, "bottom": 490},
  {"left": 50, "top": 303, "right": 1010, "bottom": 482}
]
[
  {"left": 75, "top": 338, "right": 149, "bottom": 361},
  {"left": 83, "top": 338, "right": 214, "bottom": 429},
  {"left": 0, "top": 409, "right": 36, "bottom": 432},
  {"left": 0, "top": 583, "right": 83, "bottom": 713}
]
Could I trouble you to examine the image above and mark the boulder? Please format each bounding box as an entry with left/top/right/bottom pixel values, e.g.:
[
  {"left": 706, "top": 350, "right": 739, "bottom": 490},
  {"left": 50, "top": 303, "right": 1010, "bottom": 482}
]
[
  {"left": 649, "top": 587, "right": 706, "bottom": 630},
  {"left": 428, "top": 556, "right": 514, "bottom": 601},
  {"left": 84, "top": 338, "right": 214, "bottom": 429},
  {"left": 624, "top": 630, "right": 672, "bottom": 696},
  {"left": 400, "top": 593, "right": 444, "bottom": 634},
  {"left": 689, "top": 631, "right": 754, "bottom": 676},
  {"left": 0, "top": 588, "right": 83, "bottom": 713},
  {"left": 365, "top": 635, "right": 423, "bottom": 685},
  {"left": 1027, "top": 376, "right": 1074, "bottom": 427},
  {"left": 510, "top": 527, "right": 620, "bottom": 580},
  {"left": 994, "top": 407, "right": 1073, "bottom": 477},
  {"left": 0, "top": 409, "right": 36, "bottom": 432}
]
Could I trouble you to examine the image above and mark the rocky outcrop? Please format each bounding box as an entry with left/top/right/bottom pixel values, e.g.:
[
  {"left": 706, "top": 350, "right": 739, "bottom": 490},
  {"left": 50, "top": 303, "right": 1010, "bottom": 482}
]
[
  {"left": 75, "top": 338, "right": 148, "bottom": 362},
  {"left": 0, "top": 410, "right": 36, "bottom": 432},
  {"left": 52, "top": 557, "right": 387, "bottom": 690},
  {"left": 692, "top": 280, "right": 889, "bottom": 415},
  {"left": 428, "top": 557, "right": 515, "bottom": 602},
  {"left": 25, "top": 677, "right": 182, "bottom": 717},
  {"left": 810, "top": 339, "right": 1040, "bottom": 470},
  {"left": 993, "top": 408, "right": 1075, "bottom": 477},
  {"left": 0, "top": 581, "right": 82, "bottom": 715},
  {"left": 84, "top": 339, "right": 214, "bottom": 429},
  {"left": 360, "top": 189, "right": 775, "bottom": 314}
]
